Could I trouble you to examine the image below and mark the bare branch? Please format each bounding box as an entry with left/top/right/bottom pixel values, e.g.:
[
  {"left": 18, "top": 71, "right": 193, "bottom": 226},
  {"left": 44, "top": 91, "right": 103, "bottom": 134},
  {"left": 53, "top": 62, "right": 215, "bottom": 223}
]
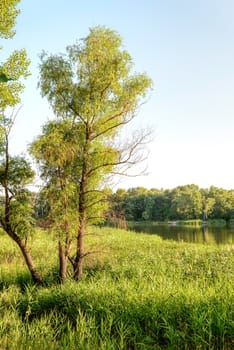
[
  {"left": 81, "top": 250, "right": 103, "bottom": 259},
  {"left": 91, "top": 107, "right": 135, "bottom": 141}
]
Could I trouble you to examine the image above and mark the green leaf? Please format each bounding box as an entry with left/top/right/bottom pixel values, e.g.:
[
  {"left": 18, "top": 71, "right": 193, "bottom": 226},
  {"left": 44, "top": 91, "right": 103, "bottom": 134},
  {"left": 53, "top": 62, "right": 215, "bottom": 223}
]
[{"left": 0, "top": 73, "right": 12, "bottom": 82}]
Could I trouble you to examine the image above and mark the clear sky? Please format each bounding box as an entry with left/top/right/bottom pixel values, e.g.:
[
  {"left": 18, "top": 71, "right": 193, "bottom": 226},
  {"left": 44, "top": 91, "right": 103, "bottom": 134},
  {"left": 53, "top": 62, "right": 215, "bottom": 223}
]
[{"left": 3, "top": 0, "right": 234, "bottom": 190}]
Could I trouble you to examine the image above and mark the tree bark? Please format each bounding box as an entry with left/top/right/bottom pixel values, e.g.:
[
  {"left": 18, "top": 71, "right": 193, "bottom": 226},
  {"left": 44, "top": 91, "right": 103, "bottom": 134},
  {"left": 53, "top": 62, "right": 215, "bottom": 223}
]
[
  {"left": 16, "top": 236, "right": 42, "bottom": 284},
  {"left": 73, "top": 128, "right": 89, "bottom": 281},
  {"left": 3, "top": 201, "right": 43, "bottom": 284},
  {"left": 74, "top": 218, "right": 85, "bottom": 280},
  {"left": 58, "top": 241, "right": 67, "bottom": 284}
]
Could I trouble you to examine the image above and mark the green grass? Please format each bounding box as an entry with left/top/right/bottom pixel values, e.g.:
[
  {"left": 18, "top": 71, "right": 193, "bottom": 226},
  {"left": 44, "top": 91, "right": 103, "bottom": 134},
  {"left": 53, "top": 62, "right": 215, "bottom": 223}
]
[{"left": 0, "top": 227, "right": 233, "bottom": 349}]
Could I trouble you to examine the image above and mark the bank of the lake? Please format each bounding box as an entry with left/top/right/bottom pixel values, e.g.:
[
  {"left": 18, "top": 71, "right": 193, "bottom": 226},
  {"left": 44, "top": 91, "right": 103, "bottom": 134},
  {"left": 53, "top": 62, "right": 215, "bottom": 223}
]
[{"left": 0, "top": 227, "right": 233, "bottom": 349}]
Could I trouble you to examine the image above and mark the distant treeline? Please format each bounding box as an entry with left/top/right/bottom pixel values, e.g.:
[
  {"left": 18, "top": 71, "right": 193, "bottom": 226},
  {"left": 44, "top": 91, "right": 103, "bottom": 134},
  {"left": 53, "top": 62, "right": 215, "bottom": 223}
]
[
  {"left": 34, "top": 184, "right": 234, "bottom": 225},
  {"left": 106, "top": 184, "right": 234, "bottom": 223}
]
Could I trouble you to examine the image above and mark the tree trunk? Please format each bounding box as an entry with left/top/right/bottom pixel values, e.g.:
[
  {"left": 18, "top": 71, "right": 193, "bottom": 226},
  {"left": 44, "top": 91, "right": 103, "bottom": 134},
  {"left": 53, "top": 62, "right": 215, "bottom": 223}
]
[
  {"left": 73, "top": 126, "right": 89, "bottom": 281},
  {"left": 73, "top": 218, "right": 85, "bottom": 280},
  {"left": 16, "top": 237, "right": 42, "bottom": 284},
  {"left": 58, "top": 214, "right": 71, "bottom": 283},
  {"left": 58, "top": 241, "right": 67, "bottom": 284},
  {"left": 4, "top": 210, "right": 42, "bottom": 284}
]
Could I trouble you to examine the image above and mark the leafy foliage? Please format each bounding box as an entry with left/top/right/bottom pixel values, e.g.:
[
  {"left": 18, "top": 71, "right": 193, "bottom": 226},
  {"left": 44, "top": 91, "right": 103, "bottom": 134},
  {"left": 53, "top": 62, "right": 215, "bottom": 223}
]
[
  {"left": 0, "top": 155, "right": 34, "bottom": 190},
  {"left": 0, "top": 0, "right": 20, "bottom": 39},
  {"left": 0, "top": 154, "right": 35, "bottom": 238},
  {"left": 0, "top": 49, "right": 30, "bottom": 108},
  {"left": 7, "top": 190, "right": 35, "bottom": 237}
]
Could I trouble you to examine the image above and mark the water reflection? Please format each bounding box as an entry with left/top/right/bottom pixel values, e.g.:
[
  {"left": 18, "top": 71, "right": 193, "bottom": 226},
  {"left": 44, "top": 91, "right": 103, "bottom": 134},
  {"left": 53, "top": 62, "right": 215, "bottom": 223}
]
[{"left": 128, "top": 223, "right": 234, "bottom": 245}]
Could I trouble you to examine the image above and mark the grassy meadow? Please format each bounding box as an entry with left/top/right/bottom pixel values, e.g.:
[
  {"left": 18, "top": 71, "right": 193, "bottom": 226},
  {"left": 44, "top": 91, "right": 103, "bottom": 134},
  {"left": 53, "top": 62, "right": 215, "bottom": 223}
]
[{"left": 0, "top": 227, "right": 233, "bottom": 349}]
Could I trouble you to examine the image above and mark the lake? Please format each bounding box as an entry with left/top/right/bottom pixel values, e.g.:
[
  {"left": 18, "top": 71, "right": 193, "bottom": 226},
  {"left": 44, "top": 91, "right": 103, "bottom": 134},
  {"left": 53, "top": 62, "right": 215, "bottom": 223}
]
[{"left": 128, "top": 223, "right": 234, "bottom": 245}]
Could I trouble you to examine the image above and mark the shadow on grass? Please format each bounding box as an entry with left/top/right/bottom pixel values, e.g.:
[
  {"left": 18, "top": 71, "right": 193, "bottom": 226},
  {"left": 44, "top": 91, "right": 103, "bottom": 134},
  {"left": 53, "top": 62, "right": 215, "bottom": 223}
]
[
  {"left": 15, "top": 283, "right": 234, "bottom": 350},
  {"left": 0, "top": 265, "right": 62, "bottom": 292}
]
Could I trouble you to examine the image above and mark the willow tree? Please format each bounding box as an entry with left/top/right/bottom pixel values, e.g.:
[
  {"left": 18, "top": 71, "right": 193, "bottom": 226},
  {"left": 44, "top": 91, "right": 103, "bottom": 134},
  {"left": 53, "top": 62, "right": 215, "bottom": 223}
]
[
  {"left": 32, "top": 26, "right": 152, "bottom": 280},
  {"left": 0, "top": 0, "right": 42, "bottom": 283}
]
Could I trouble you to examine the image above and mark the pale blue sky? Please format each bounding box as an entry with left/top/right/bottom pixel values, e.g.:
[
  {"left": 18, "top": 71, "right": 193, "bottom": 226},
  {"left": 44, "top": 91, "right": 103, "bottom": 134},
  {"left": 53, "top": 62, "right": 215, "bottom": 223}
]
[{"left": 3, "top": 0, "right": 234, "bottom": 189}]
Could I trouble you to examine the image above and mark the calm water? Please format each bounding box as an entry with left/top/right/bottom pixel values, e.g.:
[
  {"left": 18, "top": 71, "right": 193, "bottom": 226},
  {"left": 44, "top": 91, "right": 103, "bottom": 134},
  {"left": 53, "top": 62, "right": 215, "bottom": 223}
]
[{"left": 128, "top": 223, "right": 234, "bottom": 245}]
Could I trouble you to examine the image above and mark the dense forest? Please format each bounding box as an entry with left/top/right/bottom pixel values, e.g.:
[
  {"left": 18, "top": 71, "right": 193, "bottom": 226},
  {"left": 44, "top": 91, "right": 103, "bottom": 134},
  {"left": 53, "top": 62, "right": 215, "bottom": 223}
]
[{"left": 105, "top": 184, "right": 234, "bottom": 223}]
